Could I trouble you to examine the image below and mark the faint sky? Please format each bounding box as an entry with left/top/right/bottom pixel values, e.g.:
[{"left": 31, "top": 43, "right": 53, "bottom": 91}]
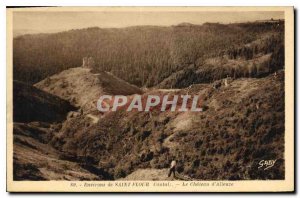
[{"left": 13, "top": 11, "right": 284, "bottom": 35}]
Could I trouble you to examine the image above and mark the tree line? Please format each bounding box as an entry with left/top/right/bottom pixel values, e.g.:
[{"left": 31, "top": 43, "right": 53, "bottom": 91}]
[{"left": 13, "top": 21, "right": 284, "bottom": 87}]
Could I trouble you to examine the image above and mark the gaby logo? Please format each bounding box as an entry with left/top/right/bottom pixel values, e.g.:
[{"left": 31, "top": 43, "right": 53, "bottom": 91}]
[{"left": 97, "top": 94, "right": 203, "bottom": 112}]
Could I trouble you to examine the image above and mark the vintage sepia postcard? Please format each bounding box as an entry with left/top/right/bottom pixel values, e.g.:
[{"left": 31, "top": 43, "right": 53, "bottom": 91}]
[{"left": 6, "top": 6, "right": 294, "bottom": 192}]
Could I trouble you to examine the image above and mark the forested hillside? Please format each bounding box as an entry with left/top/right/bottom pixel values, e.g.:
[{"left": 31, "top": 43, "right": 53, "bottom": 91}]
[
  {"left": 13, "top": 20, "right": 286, "bottom": 181},
  {"left": 13, "top": 21, "right": 284, "bottom": 87}
]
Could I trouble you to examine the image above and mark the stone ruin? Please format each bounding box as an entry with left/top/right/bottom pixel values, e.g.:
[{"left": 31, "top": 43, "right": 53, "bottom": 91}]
[{"left": 82, "top": 57, "right": 95, "bottom": 68}]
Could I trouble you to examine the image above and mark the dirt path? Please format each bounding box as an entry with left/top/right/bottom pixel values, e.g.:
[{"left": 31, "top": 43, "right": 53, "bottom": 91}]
[
  {"left": 120, "top": 168, "right": 194, "bottom": 181},
  {"left": 163, "top": 134, "right": 178, "bottom": 150},
  {"left": 157, "top": 89, "right": 181, "bottom": 92},
  {"left": 86, "top": 114, "right": 99, "bottom": 124}
]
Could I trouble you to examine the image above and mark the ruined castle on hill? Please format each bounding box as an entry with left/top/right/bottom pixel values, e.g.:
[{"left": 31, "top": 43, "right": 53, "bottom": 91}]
[{"left": 82, "top": 57, "right": 95, "bottom": 68}]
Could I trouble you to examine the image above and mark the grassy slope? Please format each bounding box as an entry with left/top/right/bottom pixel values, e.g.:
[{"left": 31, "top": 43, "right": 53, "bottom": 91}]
[
  {"left": 53, "top": 71, "right": 284, "bottom": 180},
  {"left": 13, "top": 80, "right": 76, "bottom": 122}
]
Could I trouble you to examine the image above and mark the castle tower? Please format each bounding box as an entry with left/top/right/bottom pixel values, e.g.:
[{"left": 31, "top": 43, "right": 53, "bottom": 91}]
[
  {"left": 82, "top": 57, "right": 88, "bottom": 67},
  {"left": 82, "top": 57, "right": 95, "bottom": 68},
  {"left": 87, "top": 57, "right": 95, "bottom": 68}
]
